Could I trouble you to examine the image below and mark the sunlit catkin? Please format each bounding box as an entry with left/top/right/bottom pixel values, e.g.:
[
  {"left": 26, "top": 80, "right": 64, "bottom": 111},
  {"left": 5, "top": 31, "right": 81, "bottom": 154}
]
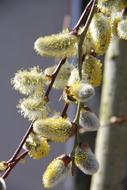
[
  {"left": 82, "top": 54, "right": 102, "bottom": 87},
  {"left": 89, "top": 13, "right": 111, "bottom": 55},
  {"left": 17, "top": 96, "right": 48, "bottom": 121},
  {"left": 34, "top": 32, "right": 78, "bottom": 58},
  {"left": 43, "top": 155, "right": 71, "bottom": 188},
  {"left": 23, "top": 133, "right": 50, "bottom": 160},
  {"left": 97, "top": 0, "right": 127, "bottom": 15},
  {"left": 74, "top": 143, "right": 99, "bottom": 175},
  {"left": 33, "top": 117, "right": 76, "bottom": 142},
  {"left": 11, "top": 67, "right": 45, "bottom": 95}
]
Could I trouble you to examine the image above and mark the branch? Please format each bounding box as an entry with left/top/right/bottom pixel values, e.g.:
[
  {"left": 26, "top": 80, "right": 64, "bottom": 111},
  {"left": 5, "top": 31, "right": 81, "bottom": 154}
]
[{"left": 2, "top": 151, "right": 28, "bottom": 179}]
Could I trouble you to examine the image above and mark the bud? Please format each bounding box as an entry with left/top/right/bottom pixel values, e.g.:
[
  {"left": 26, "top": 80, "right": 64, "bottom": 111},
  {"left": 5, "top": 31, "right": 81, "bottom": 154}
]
[
  {"left": 0, "top": 178, "right": 7, "bottom": 190},
  {"left": 11, "top": 67, "right": 45, "bottom": 95},
  {"left": 33, "top": 117, "right": 76, "bottom": 142},
  {"left": 117, "top": 18, "right": 127, "bottom": 40},
  {"left": 23, "top": 133, "right": 50, "bottom": 159},
  {"left": 89, "top": 13, "right": 111, "bottom": 55},
  {"left": 82, "top": 54, "right": 102, "bottom": 87},
  {"left": 34, "top": 32, "right": 78, "bottom": 58},
  {"left": 79, "top": 108, "right": 100, "bottom": 131},
  {"left": 42, "top": 155, "right": 71, "bottom": 188},
  {"left": 17, "top": 96, "right": 48, "bottom": 121},
  {"left": 44, "top": 62, "right": 74, "bottom": 89},
  {"left": 74, "top": 143, "right": 99, "bottom": 175},
  {"left": 64, "top": 82, "right": 95, "bottom": 103},
  {"left": 0, "top": 161, "right": 8, "bottom": 171}
]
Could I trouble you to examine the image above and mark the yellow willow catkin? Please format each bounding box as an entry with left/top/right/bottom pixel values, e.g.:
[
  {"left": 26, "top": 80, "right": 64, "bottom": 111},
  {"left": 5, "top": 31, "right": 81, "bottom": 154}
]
[
  {"left": 34, "top": 32, "right": 78, "bottom": 58},
  {"left": 82, "top": 54, "right": 102, "bottom": 87},
  {"left": 24, "top": 134, "right": 50, "bottom": 160},
  {"left": 97, "top": 0, "right": 127, "bottom": 15},
  {"left": 33, "top": 117, "right": 76, "bottom": 142},
  {"left": 11, "top": 66, "right": 45, "bottom": 96},
  {"left": 17, "top": 96, "right": 48, "bottom": 121},
  {"left": 43, "top": 155, "right": 71, "bottom": 188},
  {"left": 89, "top": 13, "right": 111, "bottom": 55}
]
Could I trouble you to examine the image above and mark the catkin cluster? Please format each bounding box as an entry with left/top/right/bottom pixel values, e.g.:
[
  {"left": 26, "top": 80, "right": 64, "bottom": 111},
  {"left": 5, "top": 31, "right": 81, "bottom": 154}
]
[{"left": 0, "top": 0, "right": 126, "bottom": 189}]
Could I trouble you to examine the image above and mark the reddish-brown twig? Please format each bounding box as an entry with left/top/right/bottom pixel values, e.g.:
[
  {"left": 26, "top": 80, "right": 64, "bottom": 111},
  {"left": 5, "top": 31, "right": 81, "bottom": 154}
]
[{"left": 2, "top": 151, "right": 28, "bottom": 179}]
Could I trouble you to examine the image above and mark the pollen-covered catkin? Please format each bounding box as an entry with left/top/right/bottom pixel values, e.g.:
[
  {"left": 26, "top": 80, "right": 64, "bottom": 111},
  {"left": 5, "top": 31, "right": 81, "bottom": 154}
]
[
  {"left": 33, "top": 117, "right": 76, "bottom": 142},
  {"left": 97, "top": 0, "right": 127, "bottom": 15},
  {"left": 34, "top": 32, "right": 78, "bottom": 58},
  {"left": 89, "top": 13, "right": 111, "bottom": 55},
  {"left": 74, "top": 143, "right": 99, "bottom": 175},
  {"left": 11, "top": 67, "right": 45, "bottom": 96},
  {"left": 82, "top": 54, "right": 102, "bottom": 87},
  {"left": 43, "top": 155, "right": 71, "bottom": 188},
  {"left": 17, "top": 96, "right": 48, "bottom": 121},
  {"left": 23, "top": 133, "right": 50, "bottom": 159}
]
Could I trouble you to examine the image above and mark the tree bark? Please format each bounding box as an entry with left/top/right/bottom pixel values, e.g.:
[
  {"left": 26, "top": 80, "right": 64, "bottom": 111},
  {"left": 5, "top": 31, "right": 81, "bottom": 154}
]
[{"left": 90, "top": 36, "right": 127, "bottom": 190}]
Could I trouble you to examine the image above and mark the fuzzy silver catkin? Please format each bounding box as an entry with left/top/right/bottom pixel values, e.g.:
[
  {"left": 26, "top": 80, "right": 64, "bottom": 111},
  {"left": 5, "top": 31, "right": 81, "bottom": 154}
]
[
  {"left": 74, "top": 144, "right": 99, "bottom": 175},
  {"left": 79, "top": 109, "right": 100, "bottom": 131},
  {"left": 0, "top": 178, "right": 7, "bottom": 190},
  {"left": 64, "top": 81, "right": 95, "bottom": 103},
  {"left": 117, "top": 18, "right": 127, "bottom": 40}
]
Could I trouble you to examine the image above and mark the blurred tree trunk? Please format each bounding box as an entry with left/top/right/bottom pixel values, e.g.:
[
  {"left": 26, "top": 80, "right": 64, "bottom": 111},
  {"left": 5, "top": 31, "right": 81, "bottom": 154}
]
[{"left": 90, "top": 36, "right": 127, "bottom": 190}]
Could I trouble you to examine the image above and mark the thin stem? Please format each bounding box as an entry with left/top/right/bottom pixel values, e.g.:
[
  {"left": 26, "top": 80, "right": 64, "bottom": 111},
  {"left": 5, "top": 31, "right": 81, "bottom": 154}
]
[
  {"left": 8, "top": 121, "right": 34, "bottom": 163},
  {"left": 61, "top": 103, "right": 69, "bottom": 118},
  {"left": 2, "top": 151, "right": 28, "bottom": 179},
  {"left": 78, "top": 0, "right": 97, "bottom": 79},
  {"left": 45, "top": 58, "right": 66, "bottom": 99},
  {"left": 72, "top": 0, "right": 93, "bottom": 34}
]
